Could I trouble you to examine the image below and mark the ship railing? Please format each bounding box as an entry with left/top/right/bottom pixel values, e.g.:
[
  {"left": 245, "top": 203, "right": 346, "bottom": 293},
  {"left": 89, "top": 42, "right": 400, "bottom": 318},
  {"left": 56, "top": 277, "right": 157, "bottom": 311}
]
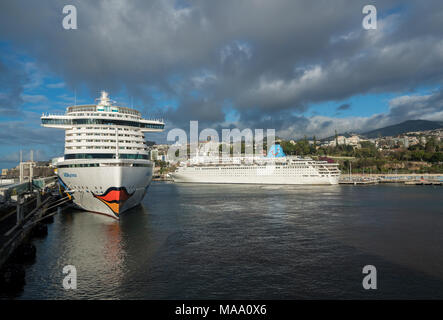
[
  {"left": 41, "top": 112, "right": 69, "bottom": 117},
  {"left": 140, "top": 118, "right": 165, "bottom": 123}
]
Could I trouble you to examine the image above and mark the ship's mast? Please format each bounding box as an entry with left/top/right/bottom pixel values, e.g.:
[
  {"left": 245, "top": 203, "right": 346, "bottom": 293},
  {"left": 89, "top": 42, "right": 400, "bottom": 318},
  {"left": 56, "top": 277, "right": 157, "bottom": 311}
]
[{"left": 98, "top": 91, "right": 111, "bottom": 106}]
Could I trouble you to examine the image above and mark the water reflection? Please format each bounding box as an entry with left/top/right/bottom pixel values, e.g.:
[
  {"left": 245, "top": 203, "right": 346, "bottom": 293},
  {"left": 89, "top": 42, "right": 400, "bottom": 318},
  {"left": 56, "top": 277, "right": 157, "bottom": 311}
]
[
  {"left": 16, "top": 183, "right": 443, "bottom": 299},
  {"left": 55, "top": 210, "right": 125, "bottom": 298}
]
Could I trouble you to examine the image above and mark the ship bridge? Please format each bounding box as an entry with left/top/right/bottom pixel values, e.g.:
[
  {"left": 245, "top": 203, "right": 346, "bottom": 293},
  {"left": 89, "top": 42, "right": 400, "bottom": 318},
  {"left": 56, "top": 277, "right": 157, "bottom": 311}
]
[
  {"left": 41, "top": 91, "right": 165, "bottom": 158},
  {"left": 41, "top": 91, "right": 164, "bottom": 132}
]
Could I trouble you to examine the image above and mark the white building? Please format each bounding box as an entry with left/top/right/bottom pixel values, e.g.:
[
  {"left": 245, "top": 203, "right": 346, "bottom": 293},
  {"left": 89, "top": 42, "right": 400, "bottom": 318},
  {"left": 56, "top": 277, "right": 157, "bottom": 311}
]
[{"left": 328, "top": 135, "right": 361, "bottom": 147}]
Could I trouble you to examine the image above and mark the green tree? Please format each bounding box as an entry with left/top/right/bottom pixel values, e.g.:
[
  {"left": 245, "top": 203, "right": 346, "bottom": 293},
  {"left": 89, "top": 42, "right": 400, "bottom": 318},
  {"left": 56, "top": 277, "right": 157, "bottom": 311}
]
[
  {"left": 335, "top": 130, "right": 338, "bottom": 148},
  {"left": 425, "top": 137, "right": 437, "bottom": 153},
  {"left": 430, "top": 152, "right": 443, "bottom": 163},
  {"left": 411, "top": 150, "right": 425, "bottom": 161}
]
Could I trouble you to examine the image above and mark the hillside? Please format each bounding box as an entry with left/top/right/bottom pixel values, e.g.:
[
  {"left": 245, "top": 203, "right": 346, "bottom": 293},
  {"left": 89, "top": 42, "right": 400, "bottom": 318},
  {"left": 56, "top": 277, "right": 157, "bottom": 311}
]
[{"left": 361, "top": 120, "right": 443, "bottom": 138}]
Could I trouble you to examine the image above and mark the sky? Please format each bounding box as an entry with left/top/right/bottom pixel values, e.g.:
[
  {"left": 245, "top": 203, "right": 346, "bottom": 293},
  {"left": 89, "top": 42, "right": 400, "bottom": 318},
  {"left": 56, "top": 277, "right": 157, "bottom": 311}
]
[{"left": 1, "top": 0, "right": 443, "bottom": 169}]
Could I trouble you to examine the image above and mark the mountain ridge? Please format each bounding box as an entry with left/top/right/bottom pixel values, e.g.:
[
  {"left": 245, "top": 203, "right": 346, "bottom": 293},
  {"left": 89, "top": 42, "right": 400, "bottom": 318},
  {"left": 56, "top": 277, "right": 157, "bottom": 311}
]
[
  {"left": 319, "top": 120, "right": 443, "bottom": 141},
  {"left": 362, "top": 119, "right": 443, "bottom": 138}
]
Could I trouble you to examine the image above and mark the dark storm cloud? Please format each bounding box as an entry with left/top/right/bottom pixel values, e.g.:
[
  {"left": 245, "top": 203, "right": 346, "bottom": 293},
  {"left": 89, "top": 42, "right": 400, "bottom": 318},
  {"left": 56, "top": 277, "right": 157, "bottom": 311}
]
[
  {"left": 385, "top": 89, "right": 443, "bottom": 124},
  {"left": 1, "top": 0, "right": 443, "bottom": 138},
  {"left": 0, "top": 121, "right": 64, "bottom": 146},
  {"left": 288, "top": 88, "right": 443, "bottom": 139},
  {"left": 337, "top": 103, "right": 351, "bottom": 111},
  {"left": 321, "top": 121, "right": 333, "bottom": 129},
  {"left": 0, "top": 59, "right": 26, "bottom": 116},
  {"left": 165, "top": 95, "right": 225, "bottom": 126}
]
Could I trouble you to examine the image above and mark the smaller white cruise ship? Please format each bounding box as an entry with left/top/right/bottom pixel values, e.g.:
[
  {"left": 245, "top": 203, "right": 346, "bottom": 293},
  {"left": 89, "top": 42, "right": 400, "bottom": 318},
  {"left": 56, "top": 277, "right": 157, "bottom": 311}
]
[{"left": 171, "top": 145, "right": 341, "bottom": 185}]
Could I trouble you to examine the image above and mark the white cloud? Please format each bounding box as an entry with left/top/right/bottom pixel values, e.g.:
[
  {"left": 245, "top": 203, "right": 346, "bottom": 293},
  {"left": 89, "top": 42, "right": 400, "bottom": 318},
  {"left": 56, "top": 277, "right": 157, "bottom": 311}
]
[
  {"left": 21, "top": 94, "right": 48, "bottom": 103},
  {"left": 46, "top": 82, "right": 65, "bottom": 89}
]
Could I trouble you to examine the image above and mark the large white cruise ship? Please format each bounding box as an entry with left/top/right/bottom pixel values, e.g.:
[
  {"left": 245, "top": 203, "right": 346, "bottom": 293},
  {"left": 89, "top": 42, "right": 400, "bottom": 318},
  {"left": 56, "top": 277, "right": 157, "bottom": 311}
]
[
  {"left": 171, "top": 144, "right": 341, "bottom": 185},
  {"left": 41, "top": 91, "right": 164, "bottom": 219}
]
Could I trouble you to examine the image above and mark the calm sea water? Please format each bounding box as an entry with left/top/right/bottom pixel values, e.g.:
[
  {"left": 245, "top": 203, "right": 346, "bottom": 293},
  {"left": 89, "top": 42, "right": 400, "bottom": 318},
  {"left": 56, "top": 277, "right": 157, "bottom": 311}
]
[{"left": 13, "top": 183, "right": 443, "bottom": 299}]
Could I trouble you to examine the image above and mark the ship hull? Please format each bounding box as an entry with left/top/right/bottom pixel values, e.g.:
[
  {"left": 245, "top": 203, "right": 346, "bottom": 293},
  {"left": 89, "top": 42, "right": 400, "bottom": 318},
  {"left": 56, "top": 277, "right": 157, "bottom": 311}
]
[
  {"left": 171, "top": 171, "right": 339, "bottom": 185},
  {"left": 58, "top": 161, "right": 153, "bottom": 219}
]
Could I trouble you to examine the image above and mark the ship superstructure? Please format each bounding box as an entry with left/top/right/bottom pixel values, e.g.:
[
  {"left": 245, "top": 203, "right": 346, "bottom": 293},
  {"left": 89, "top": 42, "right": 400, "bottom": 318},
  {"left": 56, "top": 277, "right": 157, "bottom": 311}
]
[{"left": 41, "top": 91, "right": 164, "bottom": 219}]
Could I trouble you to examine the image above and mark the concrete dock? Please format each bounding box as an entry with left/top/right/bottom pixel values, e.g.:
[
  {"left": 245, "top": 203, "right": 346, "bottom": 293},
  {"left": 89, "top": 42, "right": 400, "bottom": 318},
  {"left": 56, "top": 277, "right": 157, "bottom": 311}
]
[
  {"left": 0, "top": 176, "right": 71, "bottom": 293},
  {"left": 339, "top": 174, "right": 443, "bottom": 185}
]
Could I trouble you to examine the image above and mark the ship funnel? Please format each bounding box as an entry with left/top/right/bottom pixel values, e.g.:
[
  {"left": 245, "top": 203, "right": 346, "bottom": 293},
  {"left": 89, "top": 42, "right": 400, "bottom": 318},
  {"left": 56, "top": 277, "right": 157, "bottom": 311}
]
[{"left": 267, "top": 144, "right": 286, "bottom": 158}]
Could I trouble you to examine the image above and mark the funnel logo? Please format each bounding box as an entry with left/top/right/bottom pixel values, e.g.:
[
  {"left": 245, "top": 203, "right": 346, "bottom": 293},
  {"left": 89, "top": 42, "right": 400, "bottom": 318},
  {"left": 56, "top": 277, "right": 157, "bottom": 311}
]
[
  {"left": 256, "top": 144, "right": 286, "bottom": 176},
  {"left": 267, "top": 144, "right": 286, "bottom": 158},
  {"left": 92, "top": 187, "right": 134, "bottom": 216}
]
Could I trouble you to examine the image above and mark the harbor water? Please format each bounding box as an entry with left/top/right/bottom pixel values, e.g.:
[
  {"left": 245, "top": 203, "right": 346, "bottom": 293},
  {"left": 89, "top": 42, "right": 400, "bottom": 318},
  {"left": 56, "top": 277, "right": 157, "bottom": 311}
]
[{"left": 9, "top": 183, "right": 443, "bottom": 299}]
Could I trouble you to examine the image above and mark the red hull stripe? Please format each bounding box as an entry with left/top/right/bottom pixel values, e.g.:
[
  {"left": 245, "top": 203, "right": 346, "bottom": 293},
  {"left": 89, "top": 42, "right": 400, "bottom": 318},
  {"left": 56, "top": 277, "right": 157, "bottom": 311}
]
[
  {"left": 96, "top": 189, "right": 131, "bottom": 203},
  {"left": 92, "top": 187, "right": 134, "bottom": 216}
]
